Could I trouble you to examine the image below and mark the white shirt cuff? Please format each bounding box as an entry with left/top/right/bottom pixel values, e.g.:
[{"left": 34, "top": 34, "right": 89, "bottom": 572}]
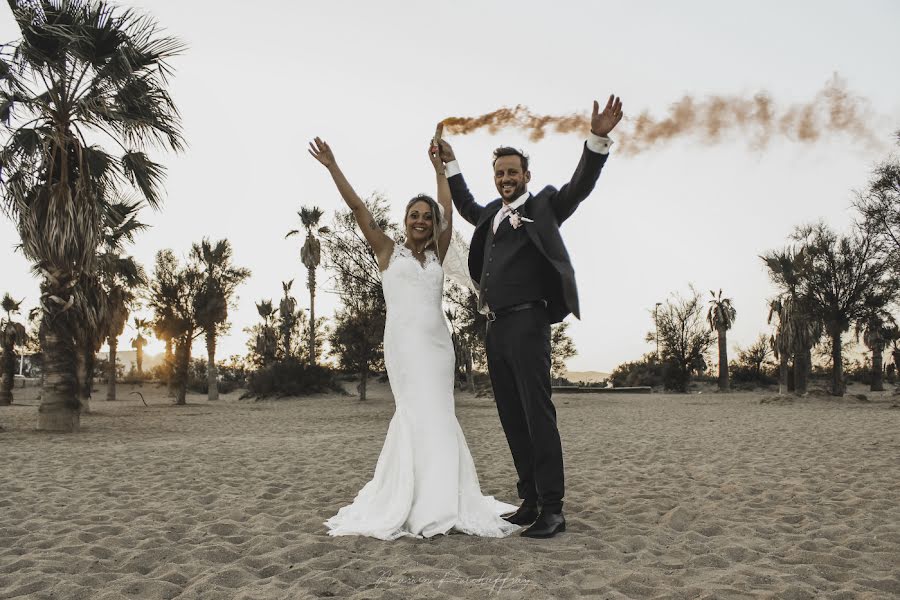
[
  {"left": 444, "top": 160, "right": 461, "bottom": 178},
  {"left": 586, "top": 133, "right": 613, "bottom": 155}
]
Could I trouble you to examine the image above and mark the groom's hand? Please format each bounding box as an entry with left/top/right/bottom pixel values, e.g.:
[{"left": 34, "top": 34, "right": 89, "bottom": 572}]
[
  {"left": 591, "top": 95, "right": 624, "bottom": 137},
  {"left": 436, "top": 139, "right": 456, "bottom": 164}
]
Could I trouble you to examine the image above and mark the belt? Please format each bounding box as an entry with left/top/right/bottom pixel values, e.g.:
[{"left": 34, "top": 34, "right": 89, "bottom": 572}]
[{"left": 486, "top": 300, "right": 547, "bottom": 323}]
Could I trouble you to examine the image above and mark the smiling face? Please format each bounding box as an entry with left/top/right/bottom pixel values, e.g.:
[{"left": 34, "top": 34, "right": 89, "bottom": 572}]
[
  {"left": 494, "top": 154, "right": 530, "bottom": 202},
  {"left": 405, "top": 199, "right": 435, "bottom": 245}
]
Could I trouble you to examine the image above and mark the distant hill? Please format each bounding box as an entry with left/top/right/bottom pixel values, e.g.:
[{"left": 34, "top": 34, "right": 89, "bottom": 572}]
[{"left": 561, "top": 370, "right": 610, "bottom": 384}]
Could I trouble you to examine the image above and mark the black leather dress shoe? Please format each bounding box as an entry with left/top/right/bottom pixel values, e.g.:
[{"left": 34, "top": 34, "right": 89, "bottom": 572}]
[
  {"left": 502, "top": 504, "right": 540, "bottom": 526},
  {"left": 520, "top": 511, "right": 566, "bottom": 538}
]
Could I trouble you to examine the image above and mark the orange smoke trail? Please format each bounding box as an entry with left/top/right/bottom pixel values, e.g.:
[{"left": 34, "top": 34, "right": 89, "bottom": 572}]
[{"left": 441, "top": 75, "right": 883, "bottom": 155}]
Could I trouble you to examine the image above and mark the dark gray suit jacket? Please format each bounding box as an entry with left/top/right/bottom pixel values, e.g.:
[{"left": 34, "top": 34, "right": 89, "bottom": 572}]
[{"left": 448, "top": 143, "right": 609, "bottom": 323}]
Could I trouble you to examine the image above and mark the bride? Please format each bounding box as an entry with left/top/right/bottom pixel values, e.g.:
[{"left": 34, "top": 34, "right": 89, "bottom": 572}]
[{"left": 308, "top": 136, "right": 519, "bottom": 540}]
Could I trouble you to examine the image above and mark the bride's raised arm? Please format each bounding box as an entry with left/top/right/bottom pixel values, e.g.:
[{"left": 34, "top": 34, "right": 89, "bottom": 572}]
[
  {"left": 428, "top": 141, "right": 453, "bottom": 262},
  {"left": 309, "top": 137, "right": 394, "bottom": 269}
]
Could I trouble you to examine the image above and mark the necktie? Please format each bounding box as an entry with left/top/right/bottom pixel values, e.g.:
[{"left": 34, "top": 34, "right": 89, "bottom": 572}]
[{"left": 494, "top": 205, "right": 511, "bottom": 233}]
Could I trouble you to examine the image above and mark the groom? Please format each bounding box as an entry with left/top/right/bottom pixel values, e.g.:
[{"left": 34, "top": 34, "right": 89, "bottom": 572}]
[{"left": 437, "top": 95, "right": 623, "bottom": 538}]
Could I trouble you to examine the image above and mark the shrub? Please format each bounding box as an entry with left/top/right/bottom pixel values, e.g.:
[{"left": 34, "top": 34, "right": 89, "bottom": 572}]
[
  {"left": 94, "top": 358, "right": 125, "bottom": 383},
  {"left": 610, "top": 354, "right": 665, "bottom": 389},
  {"left": 247, "top": 358, "right": 345, "bottom": 398},
  {"left": 729, "top": 363, "right": 777, "bottom": 389},
  {"left": 844, "top": 358, "right": 872, "bottom": 385}
]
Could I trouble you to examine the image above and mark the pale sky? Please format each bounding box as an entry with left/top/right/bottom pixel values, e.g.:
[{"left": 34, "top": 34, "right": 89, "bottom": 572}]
[{"left": 2, "top": 1, "right": 899, "bottom": 373}]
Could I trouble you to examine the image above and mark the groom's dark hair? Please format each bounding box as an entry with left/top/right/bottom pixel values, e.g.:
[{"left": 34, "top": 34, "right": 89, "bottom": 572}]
[{"left": 492, "top": 147, "right": 529, "bottom": 172}]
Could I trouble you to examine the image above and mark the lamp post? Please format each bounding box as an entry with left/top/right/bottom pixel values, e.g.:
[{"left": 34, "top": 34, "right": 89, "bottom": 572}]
[{"left": 654, "top": 302, "right": 662, "bottom": 360}]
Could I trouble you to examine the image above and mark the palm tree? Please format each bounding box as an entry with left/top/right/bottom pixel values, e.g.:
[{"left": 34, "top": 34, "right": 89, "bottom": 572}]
[
  {"left": 71, "top": 271, "right": 106, "bottom": 413},
  {"left": 855, "top": 300, "right": 898, "bottom": 392},
  {"left": 148, "top": 250, "right": 200, "bottom": 405},
  {"left": 103, "top": 277, "right": 140, "bottom": 401},
  {"left": 792, "top": 223, "right": 897, "bottom": 396},
  {"left": 763, "top": 247, "right": 823, "bottom": 396},
  {"left": 791, "top": 304, "right": 823, "bottom": 396},
  {"left": 254, "top": 300, "right": 278, "bottom": 367},
  {"left": 706, "top": 290, "right": 736, "bottom": 392},
  {"left": 0, "top": 294, "right": 27, "bottom": 405},
  {"left": 278, "top": 280, "right": 298, "bottom": 359},
  {"left": 93, "top": 202, "right": 146, "bottom": 402},
  {"left": 131, "top": 318, "right": 150, "bottom": 376},
  {"left": 65, "top": 200, "right": 145, "bottom": 411},
  {"left": 767, "top": 294, "right": 822, "bottom": 396},
  {"left": 152, "top": 315, "right": 178, "bottom": 396},
  {"left": 191, "top": 238, "right": 250, "bottom": 401},
  {"left": 767, "top": 297, "right": 793, "bottom": 396},
  {"left": 0, "top": 1, "right": 184, "bottom": 431},
  {"left": 286, "top": 207, "right": 329, "bottom": 365}
]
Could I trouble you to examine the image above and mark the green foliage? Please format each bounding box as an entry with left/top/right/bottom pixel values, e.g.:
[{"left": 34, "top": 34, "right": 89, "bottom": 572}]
[
  {"left": 729, "top": 334, "right": 777, "bottom": 388},
  {"left": 93, "top": 357, "right": 124, "bottom": 382},
  {"left": 328, "top": 302, "right": 386, "bottom": 376},
  {"left": 854, "top": 130, "right": 900, "bottom": 276},
  {"left": 550, "top": 322, "right": 577, "bottom": 378},
  {"left": 610, "top": 353, "right": 666, "bottom": 389},
  {"left": 246, "top": 359, "right": 344, "bottom": 398},
  {"left": 321, "top": 194, "right": 399, "bottom": 387},
  {"left": 444, "top": 280, "right": 487, "bottom": 370},
  {"left": 707, "top": 289, "right": 737, "bottom": 331},
  {"left": 649, "top": 287, "right": 714, "bottom": 392},
  {"left": 191, "top": 238, "right": 250, "bottom": 336},
  {"left": 147, "top": 249, "right": 202, "bottom": 403},
  {"left": 843, "top": 358, "right": 873, "bottom": 386}
]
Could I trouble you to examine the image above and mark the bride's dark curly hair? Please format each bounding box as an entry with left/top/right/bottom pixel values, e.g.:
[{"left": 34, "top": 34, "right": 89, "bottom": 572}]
[{"left": 404, "top": 194, "right": 442, "bottom": 250}]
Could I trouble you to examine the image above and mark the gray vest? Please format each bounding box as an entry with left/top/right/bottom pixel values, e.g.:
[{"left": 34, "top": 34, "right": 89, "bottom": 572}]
[{"left": 479, "top": 217, "right": 555, "bottom": 312}]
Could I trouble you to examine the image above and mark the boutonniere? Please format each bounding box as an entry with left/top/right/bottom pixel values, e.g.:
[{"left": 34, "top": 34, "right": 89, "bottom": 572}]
[{"left": 508, "top": 210, "right": 534, "bottom": 229}]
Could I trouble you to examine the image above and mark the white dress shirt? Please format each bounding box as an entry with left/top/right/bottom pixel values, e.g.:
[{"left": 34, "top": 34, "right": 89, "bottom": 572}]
[{"left": 493, "top": 192, "right": 530, "bottom": 232}]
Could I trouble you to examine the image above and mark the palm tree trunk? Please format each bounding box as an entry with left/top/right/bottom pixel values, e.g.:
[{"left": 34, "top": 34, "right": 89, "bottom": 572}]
[
  {"left": 787, "top": 359, "right": 796, "bottom": 392},
  {"left": 717, "top": 327, "right": 729, "bottom": 392},
  {"left": 0, "top": 339, "right": 14, "bottom": 405},
  {"left": 778, "top": 352, "right": 789, "bottom": 396},
  {"left": 174, "top": 334, "right": 190, "bottom": 406},
  {"left": 37, "top": 321, "right": 80, "bottom": 432},
  {"left": 871, "top": 345, "right": 885, "bottom": 392},
  {"left": 75, "top": 346, "right": 91, "bottom": 414},
  {"left": 831, "top": 331, "right": 844, "bottom": 396},
  {"left": 106, "top": 336, "right": 117, "bottom": 401},
  {"left": 206, "top": 329, "right": 218, "bottom": 401},
  {"left": 308, "top": 268, "right": 316, "bottom": 366},
  {"left": 136, "top": 344, "right": 143, "bottom": 376},
  {"left": 794, "top": 347, "right": 810, "bottom": 396}
]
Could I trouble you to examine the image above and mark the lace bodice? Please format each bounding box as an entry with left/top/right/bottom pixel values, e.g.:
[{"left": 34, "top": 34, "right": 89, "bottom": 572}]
[{"left": 381, "top": 243, "right": 444, "bottom": 314}]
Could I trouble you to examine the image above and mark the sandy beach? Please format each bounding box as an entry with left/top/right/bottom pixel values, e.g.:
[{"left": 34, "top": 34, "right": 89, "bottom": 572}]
[{"left": 1, "top": 382, "right": 899, "bottom": 599}]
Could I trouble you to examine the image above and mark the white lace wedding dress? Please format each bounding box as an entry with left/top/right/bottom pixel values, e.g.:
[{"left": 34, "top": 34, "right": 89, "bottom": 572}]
[{"left": 324, "top": 243, "right": 519, "bottom": 540}]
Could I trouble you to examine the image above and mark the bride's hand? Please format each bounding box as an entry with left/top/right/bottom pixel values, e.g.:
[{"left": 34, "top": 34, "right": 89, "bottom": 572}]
[
  {"left": 428, "top": 140, "right": 444, "bottom": 173},
  {"left": 308, "top": 137, "right": 336, "bottom": 168}
]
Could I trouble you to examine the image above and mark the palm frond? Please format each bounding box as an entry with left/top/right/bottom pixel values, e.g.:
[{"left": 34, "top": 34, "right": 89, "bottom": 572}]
[
  {"left": 120, "top": 150, "right": 164, "bottom": 207},
  {"left": 299, "top": 206, "right": 324, "bottom": 229},
  {"left": 1, "top": 292, "right": 24, "bottom": 314}
]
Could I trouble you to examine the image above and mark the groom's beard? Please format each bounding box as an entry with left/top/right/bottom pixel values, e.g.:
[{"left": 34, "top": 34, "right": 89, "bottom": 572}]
[{"left": 499, "top": 181, "right": 527, "bottom": 201}]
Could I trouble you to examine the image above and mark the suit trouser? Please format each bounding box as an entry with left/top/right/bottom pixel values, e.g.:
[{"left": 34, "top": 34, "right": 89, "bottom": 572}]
[{"left": 485, "top": 305, "right": 564, "bottom": 513}]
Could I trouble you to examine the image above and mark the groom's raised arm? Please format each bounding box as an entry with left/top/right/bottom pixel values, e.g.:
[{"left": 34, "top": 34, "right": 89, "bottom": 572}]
[
  {"left": 437, "top": 140, "right": 484, "bottom": 226},
  {"left": 552, "top": 95, "right": 623, "bottom": 224}
]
